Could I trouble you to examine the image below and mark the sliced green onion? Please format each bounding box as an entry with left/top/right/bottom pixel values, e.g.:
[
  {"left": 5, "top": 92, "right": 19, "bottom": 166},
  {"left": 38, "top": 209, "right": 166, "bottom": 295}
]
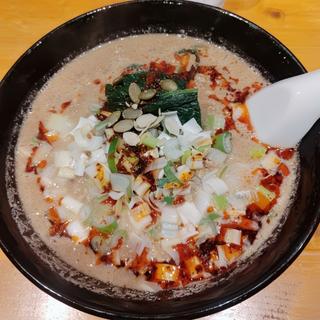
[
  {"left": 213, "top": 194, "right": 228, "bottom": 211},
  {"left": 196, "top": 144, "right": 211, "bottom": 153},
  {"left": 164, "top": 196, "right": 173, "bottom": 205},
  {"left": 214, "top": 132, "right": 232, "bottom": 154},
  {"left": 206, "top": 114, "right": 225, "bottom": 131},
  {"left": 140, "top": 132, "right": 159, "bottom": 148},
  {"left": 97, "top": 220, "right": 118, "bottom": 234},
  {"left": 200, "top": 213, "right": 220, "bottom": 225},
  {"left": 181, "top": 150, "right": 192, "bottom": 165},
  {"left": 250, "top": 145, "right": 267, "bottom": 159},
  {"left": 163, "top": 163, "right": 181, "bottom": 185},
  {"left": 257, "top": 185, "right": 276, "bottom": 202},
  {"left": 108, "top": 137, "right": 118, "bottom": 173},
  {"left": 157, "top": 177, "right": 170, "bottom": 188}
]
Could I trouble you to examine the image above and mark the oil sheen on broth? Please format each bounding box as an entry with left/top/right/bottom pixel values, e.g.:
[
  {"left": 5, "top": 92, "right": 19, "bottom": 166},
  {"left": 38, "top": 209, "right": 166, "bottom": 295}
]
[{"left": 15, "top": 34, "right": 298, "bottom": 292}]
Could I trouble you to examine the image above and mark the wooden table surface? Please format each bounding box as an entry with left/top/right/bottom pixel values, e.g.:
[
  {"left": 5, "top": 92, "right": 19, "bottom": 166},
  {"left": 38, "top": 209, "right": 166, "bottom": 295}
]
[{"left": 0, "top": 1, "right": 319, "bottom": 319}]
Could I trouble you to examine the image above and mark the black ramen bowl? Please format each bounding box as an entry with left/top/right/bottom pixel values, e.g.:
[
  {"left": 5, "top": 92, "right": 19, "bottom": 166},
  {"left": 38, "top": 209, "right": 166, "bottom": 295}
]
[{"left": 0, "top": 1, "right": 319, "bottom": 319}]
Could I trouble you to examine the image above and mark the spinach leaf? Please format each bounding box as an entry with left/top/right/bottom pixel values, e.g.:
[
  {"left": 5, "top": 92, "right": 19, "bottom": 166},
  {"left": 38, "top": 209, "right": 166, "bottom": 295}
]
[
  {"left": 105, "top": 71, "right": 147, "bottom": 111},
  {"left": 143, "top": 88, "right": 201, "bottom": 125}
]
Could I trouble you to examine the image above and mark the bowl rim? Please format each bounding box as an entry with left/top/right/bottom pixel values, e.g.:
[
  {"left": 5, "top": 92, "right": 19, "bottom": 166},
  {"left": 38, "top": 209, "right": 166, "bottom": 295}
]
[{"left": 0, "top": 1, "right": 318, "bottom": 319}]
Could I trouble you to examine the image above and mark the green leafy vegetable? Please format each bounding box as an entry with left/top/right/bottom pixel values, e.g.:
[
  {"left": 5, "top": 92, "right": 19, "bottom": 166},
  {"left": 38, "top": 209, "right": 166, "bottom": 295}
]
[
  {"left": 106, "top": 72, "right": 147, "bottom": 110},
  {"left": 108, "top": 137, "right": 118, "bottom": 173},
  {"left": 143, "top": 88, "right": 201, "bottom": 125},
  {"left": 140, "top": 132, "right": 160, "bottom": 148},
  {"left": 200, "top": 213, "right": 220, "bottom": 225},
  {"left": 164, "top": 196, "right": 173, "bottom": 205},
  {"left": 213, "top": 194, "right": 228, "bottom": 211},
  {"left": 97, "top": 220, "right": 118, "bottom": 234},
  {"left": 163, "top": 163, "right": 182, "bottom": 185},
  {"left": 214, "top": 132, "right": 232, "bottom": 154},
  {"left": 181, "top": 150, "right": 192, "bottom": 165}
]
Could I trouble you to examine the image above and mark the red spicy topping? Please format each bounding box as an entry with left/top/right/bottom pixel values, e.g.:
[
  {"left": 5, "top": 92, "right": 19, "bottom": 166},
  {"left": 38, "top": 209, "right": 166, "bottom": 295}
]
[
  {"left": 149, "top": 60, "right": 176, "bottom": 75},
  {"left": 25, "top": 146, "right": 38, "bottom": 173},
  {"left": 60, "top": 100, "right": 72, "bottom": 113}
]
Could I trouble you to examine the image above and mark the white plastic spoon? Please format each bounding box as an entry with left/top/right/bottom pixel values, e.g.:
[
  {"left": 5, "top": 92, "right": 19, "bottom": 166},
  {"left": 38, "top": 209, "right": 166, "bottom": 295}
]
[{"left": 246, "top": 70, "right": 320, "bottom": 148}]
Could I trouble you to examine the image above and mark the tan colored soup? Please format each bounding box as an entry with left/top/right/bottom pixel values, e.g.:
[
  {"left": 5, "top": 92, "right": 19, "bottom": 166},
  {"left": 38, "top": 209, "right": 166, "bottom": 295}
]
[{"left": 15, "top": 34, "right": 298, "bottom": 292}]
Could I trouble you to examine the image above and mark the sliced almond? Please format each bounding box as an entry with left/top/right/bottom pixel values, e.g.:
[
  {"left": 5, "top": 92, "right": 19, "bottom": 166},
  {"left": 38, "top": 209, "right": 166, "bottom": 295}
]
[
  {"left": 122, "top": 108, "right": 143, "bottom": 120},
  {"left": 123, "top": 132, "right": 140, "bottom": 146},
  {"left": 113, "top": 119, "right": 134, "bottom": 133},
  {"left": 160, "top": 79, "right": 178, "bottom": 91},
  {"left": 135, "top": 114, "right": 157, "bottom": 129},
  {"left": 163, "top": 114, "right": 182, "bottom": 136},
  {"left": 128, "top": 82, "right": 141, "bottom": 104}
]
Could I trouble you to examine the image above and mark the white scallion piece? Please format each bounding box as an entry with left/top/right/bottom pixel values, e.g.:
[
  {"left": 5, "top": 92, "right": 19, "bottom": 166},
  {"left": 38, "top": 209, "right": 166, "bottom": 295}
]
[
  {"left": 66, "top": 221, "right": 89, "bottom": 242},
  {"left": 206, "top": 148, "right": 227, "bottom": 166},
  {"left": 110, "top": 173, "right": 131, "bottom": 193},
  {"left": 61, "top": 196, "right": 83, "bottom": 214},
  {"left": 182, "top": 118, "right": 202, "bottom": 134},
  {"left": 202, "top": 172, "right": 229, "bottom": 195},
  {"left": 177, "top": 201, "right": 203, "bottom": 225},
  {"left": 224, "top": 228, "right": 242, "bottom": 246}
]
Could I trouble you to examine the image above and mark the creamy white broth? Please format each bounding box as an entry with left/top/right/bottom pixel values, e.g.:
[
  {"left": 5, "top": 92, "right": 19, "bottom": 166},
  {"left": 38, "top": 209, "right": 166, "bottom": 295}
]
[{"left": 15, "top": 34, "right": 298, "bottom": 292}]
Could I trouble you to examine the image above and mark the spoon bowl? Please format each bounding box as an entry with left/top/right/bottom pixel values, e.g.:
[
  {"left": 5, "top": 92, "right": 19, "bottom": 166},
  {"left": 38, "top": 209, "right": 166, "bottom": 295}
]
[{"left": 247, "top": 70, "right": 320, "bottom": 148}]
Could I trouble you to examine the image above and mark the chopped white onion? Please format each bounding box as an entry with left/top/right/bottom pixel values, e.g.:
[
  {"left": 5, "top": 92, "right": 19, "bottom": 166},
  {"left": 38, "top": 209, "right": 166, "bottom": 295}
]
[
  {"left": 66, "top": 220, "right": 89, "bottom": 242},
  {"left": 224, "top": 228, "right": 242, "bottom": 246},
  {"left": 88, "top": 148, "right": 107, "bottom": 165},
  {"left": 182, "top": 118, "right": 202, "bottom": 135},
  {"left": 144, "top": 157, "right": 167, "bottom": 173},
  {"left": 110, "top": 173, "right": 131, "bottom": 193},
  {"left": 61, "top": 196, "right": 83, "bottom": 214},
  {"left": 161, "top": 206, "right": 179, "bottom": 224},
  {"left": 202, "top": 172, "right": 229, "bottom": 195},
  {"left": 74, "top": 153, "right": 89, "bottom": 176},
  {"left": 206, "top": 148, "right": 227, "bottom": 166},
  {"left": 85, "top": 163, "right": 97, "bottom": 179},
  {"left": 177, "top": 201, "right": 203, "bottom": 225},
  {"left": 193, "top": 188, "right": 212, "bottom": 214},
  {"left": 179, "top": 223, "right": 198, "bottom": 242},
  {"left": 163, "top": 138, "right": 183, "bottom": 161}
]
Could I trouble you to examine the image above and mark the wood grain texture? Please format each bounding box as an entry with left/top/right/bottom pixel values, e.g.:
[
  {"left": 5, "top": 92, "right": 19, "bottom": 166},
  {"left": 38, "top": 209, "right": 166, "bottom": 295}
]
[{"left": 0, "top": 1, "right": 319, "bottom": 319}]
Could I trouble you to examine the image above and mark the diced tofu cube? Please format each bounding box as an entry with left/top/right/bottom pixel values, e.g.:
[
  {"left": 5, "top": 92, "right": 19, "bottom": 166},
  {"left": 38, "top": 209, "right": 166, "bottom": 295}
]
[
  {"left": 154, "top": 263, "right": 179, "bottom": 282},
  {"left": 184, "top": 256, "right": 203, "bottom": 279}
]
